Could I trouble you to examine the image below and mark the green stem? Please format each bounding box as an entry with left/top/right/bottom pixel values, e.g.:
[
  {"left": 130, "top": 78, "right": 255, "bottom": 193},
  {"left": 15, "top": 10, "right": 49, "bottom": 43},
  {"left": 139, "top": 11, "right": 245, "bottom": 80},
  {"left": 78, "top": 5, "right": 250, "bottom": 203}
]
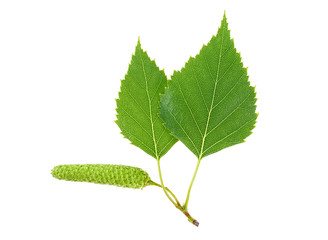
[
  {"left": 150, "top": 179, "right": 199, "bottom": 226},
  {"left": 155, "top": 159, "right": 199, "bottom": 226},
  {"left": 156, "top": 159, "right": 178, "bottom": 207},
  {"left": 149, "top": 180, "right": 180, "bottom": 206},
  {"left": 183, "top": 158, "right": 201, "bottom": 211},
  {"left": 165, "top": 187, "right": 181, "bottom": 206}
]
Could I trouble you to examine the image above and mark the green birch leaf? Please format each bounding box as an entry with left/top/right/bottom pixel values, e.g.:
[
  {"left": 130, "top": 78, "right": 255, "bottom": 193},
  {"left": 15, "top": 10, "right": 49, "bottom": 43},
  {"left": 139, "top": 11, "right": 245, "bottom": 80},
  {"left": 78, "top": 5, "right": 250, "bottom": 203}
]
[
  {"left": 116, "top": 40, "right": 177, "bottom": 159},
  {"left": 160, "top": 14, "right": 257, "bottom": 160}
]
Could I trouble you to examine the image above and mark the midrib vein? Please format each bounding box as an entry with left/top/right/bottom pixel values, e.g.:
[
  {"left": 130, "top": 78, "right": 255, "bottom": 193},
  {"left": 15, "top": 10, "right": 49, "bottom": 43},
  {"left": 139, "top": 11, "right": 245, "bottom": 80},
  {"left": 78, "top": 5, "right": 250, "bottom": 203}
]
[
  {"left": 139, "top": 52, "right": 159, "bottom": 159},
  {"left": 198, "top": 30, "right": 225, "bottom": 160}
]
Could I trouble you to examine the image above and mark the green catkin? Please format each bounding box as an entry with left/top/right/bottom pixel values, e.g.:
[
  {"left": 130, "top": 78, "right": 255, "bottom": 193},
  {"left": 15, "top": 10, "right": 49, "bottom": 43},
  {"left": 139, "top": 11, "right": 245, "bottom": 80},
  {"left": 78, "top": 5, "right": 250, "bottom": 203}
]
[{"left": 51, "top": 164, "right": 151, "bottom": 189}]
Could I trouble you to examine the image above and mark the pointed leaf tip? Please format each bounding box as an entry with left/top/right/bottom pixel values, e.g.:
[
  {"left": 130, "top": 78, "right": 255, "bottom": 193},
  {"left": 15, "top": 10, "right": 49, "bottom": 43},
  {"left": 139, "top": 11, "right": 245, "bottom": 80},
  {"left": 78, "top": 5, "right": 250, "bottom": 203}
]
[
  {"left": 221, "top": 12, "right": 228, "bottom": 28},
  {"left": 136, "top": 38, "right": 142, "bottom": 51}
]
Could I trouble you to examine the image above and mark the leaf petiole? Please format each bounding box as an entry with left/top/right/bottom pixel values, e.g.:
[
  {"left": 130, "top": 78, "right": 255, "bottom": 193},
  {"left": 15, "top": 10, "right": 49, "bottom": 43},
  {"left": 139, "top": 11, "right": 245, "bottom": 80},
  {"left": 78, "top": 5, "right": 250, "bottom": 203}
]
[
  {"left": 149, "top": 179, "right": 180, "bottom": 207},
  {"left": 156, "top": 159, "right": 179, "bottom": 207},
  {"left": 155, "top": 159, "right": 199, "bottom": 226},
  {"left": 183, "top": 158, "right": 201, "bottom": 211}
]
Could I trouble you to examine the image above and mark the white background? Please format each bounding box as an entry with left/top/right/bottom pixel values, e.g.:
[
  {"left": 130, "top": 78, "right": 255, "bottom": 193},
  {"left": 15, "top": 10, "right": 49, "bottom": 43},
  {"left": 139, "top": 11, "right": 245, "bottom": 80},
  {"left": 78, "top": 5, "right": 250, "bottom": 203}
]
[{"left": 1, "top": 0, "right": 327, "bottom": 239}]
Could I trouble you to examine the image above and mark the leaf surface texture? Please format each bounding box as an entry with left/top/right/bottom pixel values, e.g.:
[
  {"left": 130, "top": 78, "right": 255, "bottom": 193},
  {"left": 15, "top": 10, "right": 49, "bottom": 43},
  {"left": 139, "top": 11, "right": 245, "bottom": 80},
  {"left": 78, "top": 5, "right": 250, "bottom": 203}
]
[
  {"left": 116, "top": 40, "right": 177, "bottom": 159},
  {"left": 160, "top": 15, "right": 257, "bottom": 159}
]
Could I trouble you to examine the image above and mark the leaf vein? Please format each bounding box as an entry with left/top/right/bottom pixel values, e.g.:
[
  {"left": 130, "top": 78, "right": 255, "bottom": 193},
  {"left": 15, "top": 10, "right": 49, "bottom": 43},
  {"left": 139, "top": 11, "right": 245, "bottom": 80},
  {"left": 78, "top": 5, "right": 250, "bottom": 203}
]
[
  {"left": 191, "top": 62, "right": 209, "bottom": 112},
  {"left": 175, "top": 77, "right": 204, "bottom": 138},
  {"left": 119, "top": 126, "right": 156, "bottom": 156},
  {"left": 150, "top": 75, "right": 165, "bottom": 102},
  {"left": 203, "top": 117, "right": 256, "bottom": 155},
  {"left": 156, "top": 127, "right": 166, "bottom": 145},
  {"left": 204, "top": 54, "right": 216, "bottom": 83},
  {"left": 121, "top": 85, "right": 150, "bottom": 120},
  {"left": 212, "top": 73, "right": 245, "bottom": 111},
  {"left": 166, "top": 109, "right": 200, "bottom": 156},
  {"left": 198, "top": 27, "right": 225, "bottom": 159},
  {"left": 119, "top": 106, "right": 153, "bottom": 138},
  {"left": 206, "top": 91, "right": 252, "bottom": 137},
  {"left": 158, "top": 138, "right": 175, "bottom": 157},
  {"left": 139, "top": 50, "right": 159, "bottom": 158}
]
